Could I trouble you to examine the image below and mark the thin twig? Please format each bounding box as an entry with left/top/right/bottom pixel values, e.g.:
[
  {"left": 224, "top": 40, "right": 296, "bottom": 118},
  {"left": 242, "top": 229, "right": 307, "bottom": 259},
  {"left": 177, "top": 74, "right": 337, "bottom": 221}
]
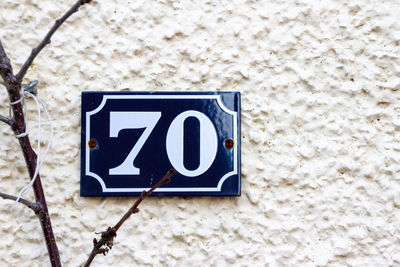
[
  {"left": 0, "top": 192, "right": 41, "bottom": 212},
  {"left": 84, "top": 169, "right": 176, "bottom": 267},
  {"left": 0, "top": 115, "right": 12, "bottom": 126},
  {"left": 15, "top": 0, "right": 92, "bottom": 82}
]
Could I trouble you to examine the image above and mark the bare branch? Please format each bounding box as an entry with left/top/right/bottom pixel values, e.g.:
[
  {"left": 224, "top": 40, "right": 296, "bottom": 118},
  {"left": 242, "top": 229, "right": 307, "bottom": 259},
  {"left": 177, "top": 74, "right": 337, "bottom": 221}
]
[
  {"left": 0, "top": 39, "right": 15, "bottom": 86},
  {"left": 0, "top": 40, "right": 11, "bottom": 72},
  {"left": 84, "top": 169, "right": 176, "bottom": 267},
  {"left": 0, "top": 192, "right": 41, "bottom": 212},
  {"left": 1, "top": 2, "right": 93, "bottom": 265},
  {"left": 15, "top": 0, "right": 92, "bottom": 82},
  {"left": 0, "top": 115, "right": 12, "bottom": 126}
]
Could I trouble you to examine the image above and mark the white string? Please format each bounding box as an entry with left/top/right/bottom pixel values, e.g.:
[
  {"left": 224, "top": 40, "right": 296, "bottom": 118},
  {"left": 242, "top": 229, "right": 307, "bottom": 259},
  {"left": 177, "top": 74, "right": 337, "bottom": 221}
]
[{"left": 9, "top": 88, "right": 53, "bottom": 211}]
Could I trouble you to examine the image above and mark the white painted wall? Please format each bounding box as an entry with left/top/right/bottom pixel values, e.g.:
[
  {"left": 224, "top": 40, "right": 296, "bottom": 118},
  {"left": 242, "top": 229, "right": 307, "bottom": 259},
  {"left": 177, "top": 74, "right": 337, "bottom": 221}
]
[{"left": 1, "top": 0, "right": 400, "bottom": 266}]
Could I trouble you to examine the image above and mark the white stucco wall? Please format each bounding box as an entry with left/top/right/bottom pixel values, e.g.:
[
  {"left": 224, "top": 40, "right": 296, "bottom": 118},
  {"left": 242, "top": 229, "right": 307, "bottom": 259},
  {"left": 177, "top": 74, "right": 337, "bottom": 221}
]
[{"left": 1, "top": 0, "right": 400, "bottom": 266}]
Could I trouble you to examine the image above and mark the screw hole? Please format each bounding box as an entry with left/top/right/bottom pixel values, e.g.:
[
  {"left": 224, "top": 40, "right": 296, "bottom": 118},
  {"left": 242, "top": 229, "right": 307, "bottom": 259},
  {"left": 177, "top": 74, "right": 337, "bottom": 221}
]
[
  {"left": 88, "top": 139, "right": 97, "bottom": 149},
  {"left": 225, "top": 139, "right": 234, "bottom": 149}
]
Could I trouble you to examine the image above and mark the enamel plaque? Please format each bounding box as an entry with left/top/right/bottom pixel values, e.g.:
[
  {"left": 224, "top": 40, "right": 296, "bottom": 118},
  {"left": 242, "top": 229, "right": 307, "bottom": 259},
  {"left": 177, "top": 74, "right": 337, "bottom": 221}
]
[{"left": 81, "top": 92, "right": 241, "bottom": 196}]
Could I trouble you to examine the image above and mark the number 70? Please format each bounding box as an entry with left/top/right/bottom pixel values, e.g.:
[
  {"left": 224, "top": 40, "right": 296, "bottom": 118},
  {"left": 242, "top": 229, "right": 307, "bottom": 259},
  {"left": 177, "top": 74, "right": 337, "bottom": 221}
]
[{"left": 108, "top": 110, "right": 218, "bottom": 177}]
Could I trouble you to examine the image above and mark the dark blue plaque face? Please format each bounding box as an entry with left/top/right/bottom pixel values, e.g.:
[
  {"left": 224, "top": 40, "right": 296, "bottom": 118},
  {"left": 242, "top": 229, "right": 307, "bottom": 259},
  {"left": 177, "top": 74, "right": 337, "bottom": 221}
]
[{"left": 81, "top": 92, "right": 241, "bottom": 196}]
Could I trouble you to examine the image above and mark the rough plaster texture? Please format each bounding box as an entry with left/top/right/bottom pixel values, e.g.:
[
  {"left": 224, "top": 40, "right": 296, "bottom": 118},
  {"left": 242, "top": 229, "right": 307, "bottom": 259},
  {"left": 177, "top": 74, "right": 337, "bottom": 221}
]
[{"left": 0, "top": 0, "right": 400, "bottom": 266}]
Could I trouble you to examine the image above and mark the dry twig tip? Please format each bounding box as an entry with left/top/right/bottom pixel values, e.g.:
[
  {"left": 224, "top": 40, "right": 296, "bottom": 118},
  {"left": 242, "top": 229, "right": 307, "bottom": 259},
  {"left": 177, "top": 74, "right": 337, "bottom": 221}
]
[{"left": 83, "top": 169, "right": 176, "bottom": 267}]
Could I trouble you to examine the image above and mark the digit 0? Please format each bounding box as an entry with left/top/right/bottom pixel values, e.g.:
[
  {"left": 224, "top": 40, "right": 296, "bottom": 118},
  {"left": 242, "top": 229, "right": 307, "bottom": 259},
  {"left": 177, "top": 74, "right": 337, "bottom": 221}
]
[{"left": 166, "top": 110, "right": 217, "bottom": 177}]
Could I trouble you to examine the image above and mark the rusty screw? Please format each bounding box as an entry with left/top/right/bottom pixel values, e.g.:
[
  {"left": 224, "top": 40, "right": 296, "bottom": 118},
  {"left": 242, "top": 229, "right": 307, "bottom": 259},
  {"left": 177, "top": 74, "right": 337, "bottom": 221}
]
[
  {"left": 225, "top": 139, "right": 234, "bottom": 149},
  {"left": 88, "top": 139, "right": 97, "bottom": 149}
]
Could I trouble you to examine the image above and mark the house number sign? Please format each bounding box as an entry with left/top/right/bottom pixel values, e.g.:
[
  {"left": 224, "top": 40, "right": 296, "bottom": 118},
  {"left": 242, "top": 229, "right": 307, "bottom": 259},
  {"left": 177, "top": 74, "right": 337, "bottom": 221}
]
[{"left": 81, "top": 92, "right": 241, "bottom": 196}]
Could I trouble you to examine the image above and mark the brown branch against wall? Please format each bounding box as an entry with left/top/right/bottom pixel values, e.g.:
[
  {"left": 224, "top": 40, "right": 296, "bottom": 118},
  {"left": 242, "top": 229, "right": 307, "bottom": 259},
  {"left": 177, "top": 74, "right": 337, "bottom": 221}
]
[
  {"left": 84, "top": 169, "right": 176, "bottom": 267},
  {"left": 15, "top": 0, "right": 92, "bottom": 83},
  {"left": 0, "top": 1, "right": 93, "bottom": 266},
  {"left": 0, "top": 115, "right": 12, "bottom": 126},
  {"left": 0, "top": 192, "right": 41, "bottom": 213}
]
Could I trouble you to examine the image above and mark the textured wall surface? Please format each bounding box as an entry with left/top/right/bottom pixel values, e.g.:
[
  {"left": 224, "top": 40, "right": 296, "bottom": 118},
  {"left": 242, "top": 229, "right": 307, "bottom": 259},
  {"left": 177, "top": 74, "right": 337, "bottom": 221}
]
[{"left": 1, "top": 0, "right": 400, "bottom": 266}]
